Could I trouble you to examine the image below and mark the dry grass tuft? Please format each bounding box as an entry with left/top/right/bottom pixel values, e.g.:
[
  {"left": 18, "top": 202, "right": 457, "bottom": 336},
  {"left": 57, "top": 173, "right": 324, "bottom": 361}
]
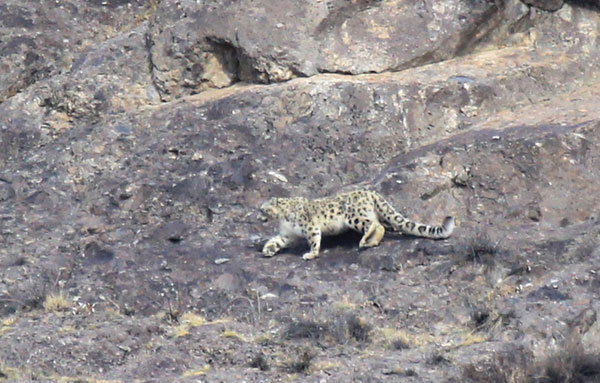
[
  {"left": 333, "top": 297, "right": 358, "bottom": 310},
  {"left": 43, "top": 291, "right": 71, "bottom": 312},
  {"left": 221, "top": 329, "right": 248, "bottom": 342},
  {"left": 377, "top": 327, "right": 435, "bottom": 349},
  {"left": 312, "top": 359, "right": 342, "bottom": 372},
  {"left": 0, "top": 364, "right": 21, "bottom": 381},
  {"left": 182, "top": 365, "right": 211, "bottom": 377},
  {"left": 171, "top": 323, "right": 190, "bottom": 338},
  {"left": 169, "top": 312, "right": 206, "bottom": 337},
  {"left": 134, "top": 0, "right": 161, "bottom": 24},
  {"left": 0, "top": 316, "right": 17, "bottom": 336},
  {"left": 458, "top": 332, "right": 488, "bottom": 347},
  {"left": 181, "top": 312, "right": 206, "bottom": 327}
]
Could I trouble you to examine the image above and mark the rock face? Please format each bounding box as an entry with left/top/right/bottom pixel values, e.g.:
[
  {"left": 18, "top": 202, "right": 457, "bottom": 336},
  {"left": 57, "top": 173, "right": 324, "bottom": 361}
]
[
  {"left": 148, "top": 0, "right": 516, "bottom": 100},
  {"left": 523, "top": 0, "right": 564, "bottom": 11},
  {"left": 1, "top": 0, "right": 600, "bottom": 382}
]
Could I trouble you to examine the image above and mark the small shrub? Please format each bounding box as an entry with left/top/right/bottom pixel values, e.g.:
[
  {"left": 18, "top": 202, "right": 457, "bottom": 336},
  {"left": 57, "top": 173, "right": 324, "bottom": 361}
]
[
  {"left": 249, "top": 353, "right": 269, "bottom": 371},
  {"left": 538, "top": 339, "right": 600, "bottom": 383},
  {"left": 287, "top": 350, "right": 315, "bottom": 373},
  {"left": 463, "top": 362, "right": 510, "bottom": 383},
  {"left": 427, "top": 352, "right": 450, "bottom": 365},
  {"left": 346, "top": 314, "right": 371, "bottom": 343},
  {"left": 12, "top": 257, "right": 27, "bottom": 266},
  {"left": 463, "top": 341, "right": 600, "bottom": 383},
  {"left": 461, "top": 346, "right": 532, "bottom": 383},
  {"left": 471, "top": 308, "right": 491, "bottom": 329},
  {"left": 283, "top": 320, "right": 329, "bottom": 340},
  {"left": 391, "top": 338, "right": 410, "bottom": 350},
  {"left": 2, "top": 277, "right": 48, "bottom": 314},
  {"left": 464, "top": 232, "right": 499, "bottom": 266}
]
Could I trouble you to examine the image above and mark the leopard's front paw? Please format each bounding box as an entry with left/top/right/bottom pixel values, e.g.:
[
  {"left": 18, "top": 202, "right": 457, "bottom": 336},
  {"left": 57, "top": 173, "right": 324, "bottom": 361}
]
[
  {"left": 262, "top": 243, "right": 278, "bottom": 257},
  {"left": 302, "top": 252, "right": 319, "bottom": 261}
]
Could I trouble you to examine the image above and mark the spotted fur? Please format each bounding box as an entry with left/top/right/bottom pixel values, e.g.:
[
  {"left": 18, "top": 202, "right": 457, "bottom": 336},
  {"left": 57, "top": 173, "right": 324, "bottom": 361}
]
[{"left": 259, "top": 189, "right": 454, "bottom": 260}]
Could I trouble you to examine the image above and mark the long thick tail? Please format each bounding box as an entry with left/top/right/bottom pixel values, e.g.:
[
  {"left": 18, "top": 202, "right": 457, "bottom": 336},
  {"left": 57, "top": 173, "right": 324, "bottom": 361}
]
[{"left": 372, "top": 192, "right": 454, "bottom": 239}]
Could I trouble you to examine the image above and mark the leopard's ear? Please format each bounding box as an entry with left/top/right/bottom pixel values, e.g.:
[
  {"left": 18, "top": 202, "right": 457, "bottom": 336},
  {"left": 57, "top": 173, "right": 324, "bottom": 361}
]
[
  {"left": 264, "top": 197, "right": 280, "bottom": 208},
  {"left": 260, "top": 198, "right": 278, "bottom": 212}
]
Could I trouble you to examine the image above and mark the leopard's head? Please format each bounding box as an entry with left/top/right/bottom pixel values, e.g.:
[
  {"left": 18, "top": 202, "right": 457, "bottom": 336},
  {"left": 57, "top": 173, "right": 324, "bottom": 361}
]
[{"left": 259, "top": 198, "right": 282, "bottom": 222}]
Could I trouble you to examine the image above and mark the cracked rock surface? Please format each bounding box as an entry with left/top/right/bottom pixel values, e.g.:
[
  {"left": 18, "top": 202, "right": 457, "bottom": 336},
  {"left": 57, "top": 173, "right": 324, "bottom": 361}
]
[{"left": 1, "top": 0, "right": 600, "bottom": 382}]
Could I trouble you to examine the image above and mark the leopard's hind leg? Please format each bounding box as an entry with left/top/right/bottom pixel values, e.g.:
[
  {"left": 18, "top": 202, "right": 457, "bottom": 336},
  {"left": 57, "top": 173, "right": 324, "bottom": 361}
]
[
  {"left": 359, "top": 220, "right": 385, "bottom": 248},
  {"left": 302, "top": 227, "right": 322, "bottom": 260}
]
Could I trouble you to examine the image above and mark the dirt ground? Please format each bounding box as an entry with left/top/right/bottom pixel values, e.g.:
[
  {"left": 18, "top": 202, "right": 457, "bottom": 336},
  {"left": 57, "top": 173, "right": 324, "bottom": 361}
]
[{"left": 1, "top": 1, "right": 600, "bottom": 382}]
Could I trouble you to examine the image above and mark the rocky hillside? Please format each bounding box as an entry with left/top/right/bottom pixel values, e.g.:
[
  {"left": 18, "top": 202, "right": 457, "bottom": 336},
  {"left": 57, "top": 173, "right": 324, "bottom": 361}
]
[{"left": 1, "top": 0, "right": 600, "bottom": 382}]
